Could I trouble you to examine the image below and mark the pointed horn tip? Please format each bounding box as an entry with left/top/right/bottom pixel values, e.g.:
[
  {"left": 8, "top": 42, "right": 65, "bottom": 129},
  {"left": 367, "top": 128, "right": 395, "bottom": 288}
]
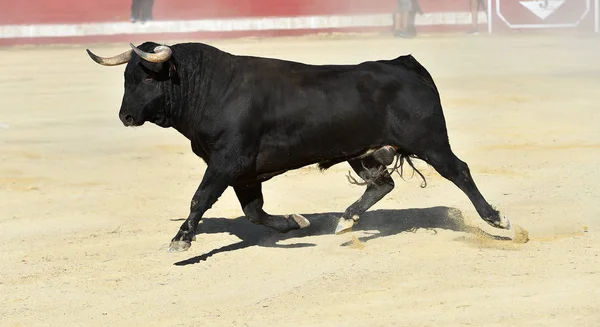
[
  {"left": 85, "top": 47, "right": 132, "bottom": 66},
  {"left": 85, "top": 48, "right": 100, "bottom": 61}
]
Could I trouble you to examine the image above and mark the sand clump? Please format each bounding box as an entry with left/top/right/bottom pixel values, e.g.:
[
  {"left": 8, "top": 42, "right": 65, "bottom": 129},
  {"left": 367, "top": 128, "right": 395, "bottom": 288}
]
[
  {"left": 349, "top": 236, "right": 366, "bottom": 250},
  {"left": 512, "top": 225, "right": 530, "bottom": 244}
]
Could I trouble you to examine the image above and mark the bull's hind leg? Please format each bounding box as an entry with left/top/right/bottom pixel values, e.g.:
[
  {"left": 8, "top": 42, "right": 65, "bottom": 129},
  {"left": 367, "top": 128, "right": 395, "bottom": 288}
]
[
  {"left": 423, "top": 145, "right": 511, "bottom": 230},
  {"left": 234, "top": 183, "right": 310, "bottom": 232},
  {"left": 335, "top": 156, "right": 395, "bottom": 234}
]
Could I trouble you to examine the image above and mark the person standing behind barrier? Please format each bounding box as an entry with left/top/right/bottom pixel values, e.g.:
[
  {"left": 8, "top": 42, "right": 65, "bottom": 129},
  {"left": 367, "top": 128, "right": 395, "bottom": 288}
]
[
  {"left": 468, "top": 0, "right": 487, "bottom": 34},
  {"left": 131, "top": 0, "right": 154, "bottom": 23},
  {"left": 393, "top": 0, "right": 421, "bottom": 38}
]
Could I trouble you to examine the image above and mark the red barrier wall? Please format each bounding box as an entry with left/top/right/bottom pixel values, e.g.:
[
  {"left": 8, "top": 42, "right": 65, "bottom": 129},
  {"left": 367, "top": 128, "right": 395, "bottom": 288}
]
[
  {"left": 2, "top": 1, "right": 127, "bottom": 24},
  {"left": 0, "top": 0, "right": 484, "bottom": 46},
  {"left": 0, "top": 0, "right": 471, "bottom": 25}
]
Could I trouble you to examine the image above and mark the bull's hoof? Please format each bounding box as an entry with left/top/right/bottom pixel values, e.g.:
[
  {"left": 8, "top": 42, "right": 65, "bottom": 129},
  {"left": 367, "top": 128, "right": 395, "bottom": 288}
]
[
  {"left": 335, "top": 217, "right": 355, "bottom": 235},
  {"left": 499, "top": 216, "right": 511, "bottom": 230},
  {"left": 168, "top": 240, "right": 191, "bottom": 252},
  {"left": 290, "top": 214, "right": 310, "bottom": 229},
  {"left": 484, "top": 215, "right": 511, "bottom": 230}
]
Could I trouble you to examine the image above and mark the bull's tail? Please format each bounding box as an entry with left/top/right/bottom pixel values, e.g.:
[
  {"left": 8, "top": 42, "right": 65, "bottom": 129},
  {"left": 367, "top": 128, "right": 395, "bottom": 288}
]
[
  {"left": 392, "top": 153, "right": 428, "bottom": 188},
  {"left": 346, "top": 153, "right": 427, "bottom": 188}
]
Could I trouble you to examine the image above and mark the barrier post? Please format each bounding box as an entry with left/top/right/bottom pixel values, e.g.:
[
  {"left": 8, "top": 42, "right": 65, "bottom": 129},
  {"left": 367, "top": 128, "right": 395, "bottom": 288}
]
[
  {"left": 594, "top": 0, "right": 600, "bottom": 33},
  {"left": 487, "top": 0, "right": 493, "bottom": 34}
]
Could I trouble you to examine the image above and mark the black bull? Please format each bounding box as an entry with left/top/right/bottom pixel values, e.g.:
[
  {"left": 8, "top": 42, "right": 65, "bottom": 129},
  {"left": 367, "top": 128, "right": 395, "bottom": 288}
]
[{"left": 86, "top": 42, "right": 511, "bottom": 252}]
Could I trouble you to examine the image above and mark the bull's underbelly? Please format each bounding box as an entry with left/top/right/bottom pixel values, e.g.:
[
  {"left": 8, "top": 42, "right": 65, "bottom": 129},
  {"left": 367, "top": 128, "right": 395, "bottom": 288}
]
[
  {"left": 257, "top": 147, "right": 369, "bottom": 172},
  {"left": 255, "top": 131, "right": 387, "bottom": 175}
]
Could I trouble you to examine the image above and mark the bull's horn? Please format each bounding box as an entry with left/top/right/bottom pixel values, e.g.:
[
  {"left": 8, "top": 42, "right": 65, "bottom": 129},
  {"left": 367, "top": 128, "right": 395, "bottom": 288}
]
[
  {"left": 129, "top": 43, "right": 172, "bottom": 63},
  {"left": 86, "top": 48, "right": 132, "bottom": 66}
]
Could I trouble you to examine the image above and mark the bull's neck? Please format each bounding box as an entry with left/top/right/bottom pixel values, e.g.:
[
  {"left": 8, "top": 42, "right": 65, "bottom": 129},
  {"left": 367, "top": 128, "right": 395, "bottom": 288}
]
[{"left": 167, "top": 44, "right": 235, "bottom": 140}]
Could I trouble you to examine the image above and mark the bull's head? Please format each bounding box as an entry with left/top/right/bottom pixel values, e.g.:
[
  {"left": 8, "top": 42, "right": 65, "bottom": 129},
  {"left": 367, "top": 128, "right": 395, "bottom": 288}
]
[{"left": 86, "top": 42, "right": 177, "bottom": 128}]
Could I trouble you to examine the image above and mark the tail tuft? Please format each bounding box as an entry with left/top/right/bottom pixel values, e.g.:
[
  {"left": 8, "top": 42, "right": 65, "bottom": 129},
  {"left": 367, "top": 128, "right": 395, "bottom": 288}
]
[{"left": 347, "top": 153, "right": 427, "bottom": 188}]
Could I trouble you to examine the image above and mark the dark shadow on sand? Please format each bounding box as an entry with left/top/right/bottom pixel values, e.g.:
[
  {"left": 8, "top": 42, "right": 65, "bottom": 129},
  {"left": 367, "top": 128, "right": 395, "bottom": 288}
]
[{"left": 173, "top": 206, "right": 511, "bottom": 266}]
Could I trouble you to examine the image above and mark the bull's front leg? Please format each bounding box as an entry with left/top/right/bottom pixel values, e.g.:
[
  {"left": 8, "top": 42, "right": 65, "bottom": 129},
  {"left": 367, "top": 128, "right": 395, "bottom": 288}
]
[{"left": 168, "top": 163, "right": 232, "bottom": 252}]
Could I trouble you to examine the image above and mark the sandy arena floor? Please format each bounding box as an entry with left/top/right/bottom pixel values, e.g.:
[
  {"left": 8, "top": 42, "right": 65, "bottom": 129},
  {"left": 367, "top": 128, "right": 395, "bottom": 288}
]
[{"left": 1, "top": 33, "right": 599, "bottom": 326}]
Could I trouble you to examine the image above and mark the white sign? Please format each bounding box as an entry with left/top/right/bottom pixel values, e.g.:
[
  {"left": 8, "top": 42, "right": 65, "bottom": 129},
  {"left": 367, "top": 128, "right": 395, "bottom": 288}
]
[
  {"left": 496, "top": 0, "right": 591, "bottom": 28},
  {"left": 519, "top": 0, "right": 566, "bottom": 20}
]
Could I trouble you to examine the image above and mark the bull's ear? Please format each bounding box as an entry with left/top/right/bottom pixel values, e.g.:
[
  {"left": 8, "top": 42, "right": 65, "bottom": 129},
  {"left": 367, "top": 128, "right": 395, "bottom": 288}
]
[
  {"left": 168, "top": 61, "right": 180, "bottom": 84},
  {"left": 168, "top": 62, "right": 177, "bottom": 78}
]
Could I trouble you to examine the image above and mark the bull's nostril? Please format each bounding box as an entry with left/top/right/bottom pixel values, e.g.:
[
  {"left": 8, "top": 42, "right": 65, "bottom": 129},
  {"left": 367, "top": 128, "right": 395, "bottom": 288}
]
[{"left": 120, "top": 113, "right": 135, "bottom": 126}]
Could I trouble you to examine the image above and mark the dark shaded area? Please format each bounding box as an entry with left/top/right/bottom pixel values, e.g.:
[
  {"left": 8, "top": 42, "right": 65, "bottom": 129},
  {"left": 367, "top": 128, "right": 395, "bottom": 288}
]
[{"left": 173, "top": 206, "right": 510, "bottom": 266}]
